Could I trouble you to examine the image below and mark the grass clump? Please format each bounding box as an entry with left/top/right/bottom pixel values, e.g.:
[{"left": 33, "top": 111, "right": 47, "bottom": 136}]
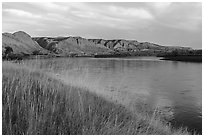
[{"left": 2, "top": 62, "right": 189, "bottom": 135}]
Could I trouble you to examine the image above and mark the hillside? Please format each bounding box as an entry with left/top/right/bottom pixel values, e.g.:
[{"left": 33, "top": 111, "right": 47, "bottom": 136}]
[
  {"left": 2, "top": 31, "right": 50, "bottom": 59},
  {"left": 33, "top": 36, "right": 193, "bottom": 57},
  {"left": 89, "top": 39, "right": 193, "bottom": 56},
  {"left": 2, "top": 31, "right": 198, "bottom": 60},
  {"left": 33, "top": 37, "right": 113, "bottom": 56}
]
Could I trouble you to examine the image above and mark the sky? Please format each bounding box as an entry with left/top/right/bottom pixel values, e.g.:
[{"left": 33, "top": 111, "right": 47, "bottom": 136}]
[{"left": 2, "top": 2, "right": 202, "bottom": 49}]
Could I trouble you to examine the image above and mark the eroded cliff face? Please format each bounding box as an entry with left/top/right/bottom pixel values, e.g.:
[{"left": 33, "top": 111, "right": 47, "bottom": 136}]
[
  {"left": 33, "top": 36, "right": 113, "bottom": 55},
  {"left": 2, "top": 31, "right": 194, "bottom": 60},
  {"left": 34, "top": 36, "right": 193, "bottom": 56},
  {"left": 89, "top": 39, "right": 140, "bottom": 51}
]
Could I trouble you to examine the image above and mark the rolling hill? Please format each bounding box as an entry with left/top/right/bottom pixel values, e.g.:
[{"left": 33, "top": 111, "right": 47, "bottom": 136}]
[{"left": 2, "top": 31, "right": 49, "bottom": 58}]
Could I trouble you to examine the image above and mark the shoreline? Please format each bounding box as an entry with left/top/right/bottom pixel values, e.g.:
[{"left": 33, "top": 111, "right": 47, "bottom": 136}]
[{"left": 3, "top": 54, "right": 202, "bottom": 63}]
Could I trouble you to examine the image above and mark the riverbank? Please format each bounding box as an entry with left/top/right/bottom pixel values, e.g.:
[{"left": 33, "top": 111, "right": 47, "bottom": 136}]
[
  {"left": 3, "top": 53, "right": 202, "bottom": 64},
  {"left": 2, "top": 61, "right": 190, "bottom": 135},
  {"left": 160, "top": 55, "right": 202, "bottom": 62}
]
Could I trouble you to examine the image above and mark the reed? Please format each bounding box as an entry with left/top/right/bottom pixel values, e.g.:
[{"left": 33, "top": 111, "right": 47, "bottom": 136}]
[{"left": 2, "top": 62, "right": 189, "bottom": 135}]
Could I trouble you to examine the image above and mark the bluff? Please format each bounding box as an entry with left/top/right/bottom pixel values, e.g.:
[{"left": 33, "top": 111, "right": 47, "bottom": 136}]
[
  {"left": 33, "top": 37, "right": 193, "bottom": 56},
  {"left": 33, "top": 36, "right": 113, "bottom": 56},
  {"left": 89, "top": 39, "right": 193, "bottom": 56},
  {"left": 2, "top": 31, "right": 196, "bottom": 59}
]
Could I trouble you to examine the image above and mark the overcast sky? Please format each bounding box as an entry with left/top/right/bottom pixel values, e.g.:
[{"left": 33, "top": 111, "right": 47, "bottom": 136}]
[{"left": 2, "top": 2, "right": 202, "bottom": 49}]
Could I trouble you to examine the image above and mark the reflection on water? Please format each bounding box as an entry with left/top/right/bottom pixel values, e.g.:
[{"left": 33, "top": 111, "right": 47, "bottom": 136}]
[{"left": 24, "top": 57, "right": 202, "bottom": 134}]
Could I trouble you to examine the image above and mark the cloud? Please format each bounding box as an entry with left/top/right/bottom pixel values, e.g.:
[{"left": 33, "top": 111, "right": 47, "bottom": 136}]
[
  {"left": 71, "top": 10, "right": 97, "bottom": 18},
  {"left": 3, "top": 9, "right": 41, "bottom": 18},
  {"left": 108, "top": 5, "right": 153, "bottom": 20},
  {"left": 66, "top": 3, "right": 154, "bottom": 30},
  {"left": 2, "top": 2, "right": 202, "bottom": 48},
  {"left": 148, "top": 2, "right": 172, "bottom": 14},
  {"left": 30, "top": 2, "right": 69, "bottom": 12},
  {"left": 154, "top": 3, "right": 202, "bottom": 31}
]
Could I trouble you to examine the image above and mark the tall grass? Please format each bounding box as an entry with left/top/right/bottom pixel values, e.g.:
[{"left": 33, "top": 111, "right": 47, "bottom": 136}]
[{"left": 2, "top": 62, "right": 189, "bottom": 135}]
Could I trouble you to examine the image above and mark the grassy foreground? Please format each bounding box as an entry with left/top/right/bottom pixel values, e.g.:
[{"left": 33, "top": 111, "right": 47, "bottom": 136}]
[{"left": 2, "top": 62, "right": 189, "bottom": 135}]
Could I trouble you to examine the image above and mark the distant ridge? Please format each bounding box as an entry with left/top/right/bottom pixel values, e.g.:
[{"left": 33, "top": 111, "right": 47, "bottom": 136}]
[
  {"left": 33, "top": 36, "right": 112, "bottom": 56},
  {"left": 2, "top": 31, "right": 198, "bottom": 60}
]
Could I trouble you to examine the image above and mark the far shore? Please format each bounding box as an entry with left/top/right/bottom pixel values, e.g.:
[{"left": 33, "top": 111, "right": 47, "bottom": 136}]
[
  {"left": 159, "top": 55, "right": 202, "bottom": 62},
  {"left": 2, "top": 53, "right": 202, "bottom": 63}
]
